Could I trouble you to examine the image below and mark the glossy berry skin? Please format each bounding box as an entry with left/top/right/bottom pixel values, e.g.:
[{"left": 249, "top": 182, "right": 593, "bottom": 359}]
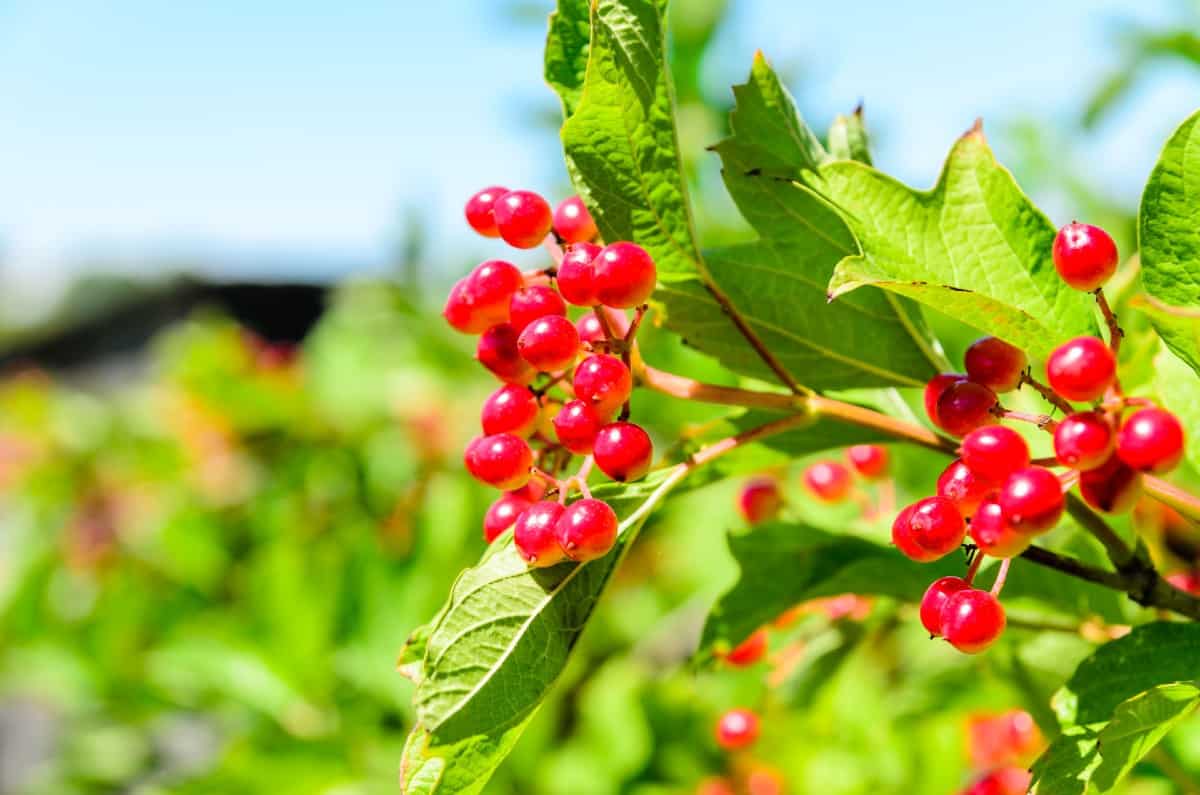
[
  {"left": 492, "top": 189, "right": 553, "bottom": 249},
  {"left": 576, "top": 312, "right": 605, "bottom": 344},
  {"left": 481, "top": 384, "right": 539, "bottom": 437},
  {"left": 464, "top": 186, "right": 508, "bottom": 238},
  {"left": 960, "top": 426, "right": 1030, "bottom": 481},
  {"left": 1117, "top": 407, "right": 1185, "bottom": 474},
  {"left": 556, "top": 498, "right": 618, "bottom": 562},
  {"left": 509, "top": 285, "right": 566, "bottom": 334},
  {"left": 483, "top": 492, "right": 533, "bottom": 543},
  {"left": 936, "top": 381, "right": 998, "bottom": 437},
  {"left": 443, "top": 260, "right": 524, "bottom": 334},
  {"left": 1052, "top": 222, "right": 1119, "bottom": 291},
  {"left": 892, "top": 504, "right": 942, "bottom": 562},
  {"left": 556, "top": 242, "right": 602, "bottom": 306},
  {"left": 940, "top": 589, "right": 1006, "bottom": 654},
  {"left": 477, "top": 324, "right": 535, "bottom": 384},
  {"left": 905, "top": 496, "right": 967, "bottom": 558},
  {"left": 592, "top": 242, "right": 657, "bottom": 308},
  {"left": 1054, "top": 411, "right": 1115, "bottom": 470},
  {"left": 936, "top": 459, "right": 997, "bottom": 518},
  {"left": 964, "top": 336, "right": 1028, "bottom": 392},
  {"left": 998, "top": 466, "right": 1064, "bottom": 533},
  {"left": 464, "top": 434, "right": 533, "bottom": 491},
  {"left": 593, "top": 422, "right": 653, "bottom": 482},
  {"left": 1046, "top": 336, "right": 1116, "bottom": 402},
  {"left": 924, "top": 373, "right": 966, "bottom": 430},
  {"left": 714, "top": 708, "right": 760, "bottom": 750},
  {"left": 846, "top": 444, "right": 889, "bottom": 479},
  {"left": 724, "top": 628, "right": 768, "bottom": 666},
  {"left": 1079, "top": 455, "right": 1143, "bottom": 514},
  {"left": 572, "top": 354, "right": 633, "bottom": 420},
  {"left": 517, "top": 315, "right": 580, "bottom": 372},
  {"left": 920, "top": 576, "right": 970, "bottom": 636},
  {"left": 514, "top": 500, "right": 567, "bottom": 567},
  {"left": 552, "top": 196, "right": 598, "bottom": 244},
  {"left": 737, "top": 477, "right": 782, "bottom": 524},
  {"left": 970, "top": 496, "right": 1033, "bottom": 558},
  {"left": 552, "top": 399, "right": 603, "bottom": 454},
  {"left": 443, "top": 278, "right": 481, "bottom": 334},
  {"left": 803, "top": 461, "right": 852, "bottom": 502}
]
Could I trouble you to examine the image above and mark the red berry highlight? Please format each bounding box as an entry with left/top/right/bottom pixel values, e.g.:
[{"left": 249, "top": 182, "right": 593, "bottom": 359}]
[
  {"left": 998, "top": 466, "right": 1063, "bottom": 534},
  {"left": 492, "top": 189, "right": 553, "bottom": 249},
  {"left": 481, "top": 384, "right": 539, "bottom": 437},
  {"left": 1117, "top": 407, "right": 1185, "bottom": 474},
  {"left": 477, "top": 323, "right": 535, "bottom": 384},
  {"left": 960, "top": 426, "right": 1030, "bottom": 481},
  {"left": 514, "top": 500, "right": 567, "bottom": 567},
  {"left": 464, "top": 433, "right": 533, "bottom": 490},
  {"left": 924, "top": 373, "right": 966, "bottom": 430},
  {"left": 576, "top": 312, "right": 605, "bottom": 344},
  {"left": 803, "top": 460, "right": 852, "bottom": 502},
  {"left": 737, "top": 477, "right": 782, "bottom": 524},
  {"left": 1046, "top": 336, "right": 1116, "bottom": 402},
  {"left": 970, "top": 495, "right": 1033, "bottom": 558},
  {"left": 556, "top": 498, "right": 618, "bottom": 562},
  {"left": 940, "top": 589, "right": 1006, "bottom": 654},
  {"left": 1079, "top": 454, "right": 1143, "bottom": 514},
  {"left": 556, "top": 242, "right": 602, "bottom": 306},
  {"left": 572, "top": 354, "right": 633, "bottom": 420},
  {"left": 920, "top": 576, "right": 970, "bottom": 636},
  {"left": 936, "top": 459, "right": 997, "bottom": 518},
  {"left": 593, "top": 422, "right": 653, "bottom": 481},
  {"left": 483, "top": 492, "right": 533, "bottom": 543},
  {"left": 443, "top": 260, "right": 524, "bottom": 334},
  {"left": 509, "top": 285, "right": 566, "bottom": 334},
  {"left": 724, "top": 628, "right": 768, "bottom": 666},
  {"left": 1052, "top": 222, "right": 1119, "bottom": 291},
  {"left": 592, "top": 242, "right": 657, "bottom": 308},
  {"left": 964, "top": 336, "right": 1028, "bottom": 392},
  {"left": 552, "top": 399, "right": 603, "bottom": 455},
  {"left": 714, "top": 708, "right": 760, "bottom": 750},
  {"left": 552, "top": 195, "right": 598, "bottom": 244},
  {"left": 905, "top": 495, "right": 967, "bottom": 558},
  {"left": 892, "top": 503, "right": 942, "bottom": 562},
  {"left": 846, "top": 444, "right": 889, "bottom": 479},
  {"left": 464, "top": 186, "right": 508, "bottom": 238},
  {"left": 517, "top": 315, "right": 580, "bottom": 372},
  {"left": 936, "top": 381, "right": 998, "bottom": 437},
  {"left": 1053, "top": 411, "right": 1115, "bottom": 471}
]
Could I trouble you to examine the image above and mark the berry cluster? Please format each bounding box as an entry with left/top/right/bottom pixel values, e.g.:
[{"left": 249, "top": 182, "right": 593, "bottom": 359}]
[
  {"left": 957, "top": 709, "right": 1042, "bottom": 795},
  {"left": 448, "top": 187, "right": 659, "bottom": 567}
]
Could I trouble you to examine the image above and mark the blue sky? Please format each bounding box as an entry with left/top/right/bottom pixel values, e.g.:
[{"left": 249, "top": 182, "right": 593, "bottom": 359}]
[{"left": 1, "top": 0, "right": 1197, "bottom": 308}]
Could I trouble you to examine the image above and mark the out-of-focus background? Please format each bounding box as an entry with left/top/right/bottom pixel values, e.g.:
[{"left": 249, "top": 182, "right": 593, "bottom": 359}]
[{"left": 2, "top": 2, "right": 1199, "bottom": 793}]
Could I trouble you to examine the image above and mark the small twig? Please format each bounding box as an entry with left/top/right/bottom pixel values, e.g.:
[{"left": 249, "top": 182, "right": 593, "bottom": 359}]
[
  {"left": 542, "top": 236, "right": 565, "bottom": 266},
  {"left": 1144, "top": 476, "right": 1200, "bottom": 523},
  {"left": 990, "top": 558, "right": 1012, "bottom": 596},
  {"left": 1095, "top": 289, "right": 1124, "bottom": 356},
  {"left": 965, "top": 551, "right": 986, "bottom": 585},
  {"left": 701, "top": 281, "right": 809, "bottom": 396},
  {"left": 1019, "top": 370, "right": 1075, "bottom": 415},
  {"left": 995, "top": 407, "right": 1059, "bottom": 430},
  {"left": 1065, "top": 494, "right": 1132, "bottom": 568}
]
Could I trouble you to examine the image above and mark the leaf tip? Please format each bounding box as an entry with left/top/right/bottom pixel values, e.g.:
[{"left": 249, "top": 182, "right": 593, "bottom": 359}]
[{"left": 962, "top": 117, "right": 986, "bottom": 143}]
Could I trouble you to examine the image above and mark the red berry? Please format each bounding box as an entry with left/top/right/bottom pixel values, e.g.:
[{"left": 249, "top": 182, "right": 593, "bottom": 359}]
[
  {"left": 737, "top": 477, "right": 782, "bottom": 524},
  {"left": 892, "top": 503, "right": 942, "bottom": 562},
  {"left": 477, "top": 324, "right": 535, "bottom": 384},
  {"left": 937, "top": 381, "right": 998, "bottom": 437},
  {"left": 970, "top": 495, "right": 1034, "bottom": 558},
  {"left": 940, "top": 589, "right": 1006, "bottom": 653},
  {"left": 517, "top": 315, "right": 580, "bottom": 372},
  {"left": 553, "top": 399, "right": 603, "bottom": 454},
  {"left": 964, "top": 336, "right": 1028, "bottom": 392},
  {"left": 1079, "top": 454, "right": 1143, "bottom": 514},
  {"left": 724, "top": 628, "right": 768, "bottom": 666},
  {"left": 1053, "top": 411, "right": 1115, "bottom": 470},
  {"left": 493, "top": 190, "right": 553, "bottom": 249},
  {"left": 714, "top": 708, "right": 760, "bottom": 750},
  {"left": 1117, "top": 407, "right": 1185, "bottom": 474},
  {"left": 846, "top": 444, "right": 889, "bottom": 479},
  {"left": 925, "top": 373, "right": 966, "bottom": 430},
  {"left": 803, "top": 461, "right": 852, "bottom": 502},
  {"left": 905, "top": 496, "right": 966, "bottom": 558},
  {"left": 576, "top": 312, "right": 605, "bottom": 344},
  {"left": 920, "top": 576, "right": 970, "bottom": 636},
  {"left": 592, "top": 242, "right": 657, "bottom": 308},
  {"left": 513, "top": 500, "right": 567, "bottom": 567},
  {"left": 464, "top": 433, "right": 533, "bottom": 490},
  {"left": 443, "top": 278, "right": 481, "bottom": 334},
  {"left": 960, "top": 426, "right": 1030, "bottom": 481},
  {"left": 509, "top": 285, "right": 566, "bottom": 334},
  {"left": 552, "top": 195, "right": 598, "bottom": 244},
  {"left": 1046, "top": 336, "right": 1116, "bottom": 402},
  {"left": 557, "top": 242, "right": 602, "bottom": 306},
  {"left": 483, "top": 492, "right": 533, "bottom": 542},
  {"left": 1052, "top": 222, "right": 1119, "bottom": 291},
  {"left": 556, "top": 498, "right": 618, "bottom": 562},
  {"left": 745, "top": 769, "right": 785, "bottom": 795},
  {"left": 937, "top": 459, "right": 998, "bottom": 518},
  {"left": 963, "top": 768, "right": 1033, "bottom": 795},
  {"left": 481, "top": 384, "right": 539, "bottom": 437},
  {"left": 572, "top": 354, "right": 633, "bottom": 420},
  {"left": 1167, "top": 571, "right": 1200, "bottom": 595},
  {"left": 593, "top": 422, "right": 653, "bottom": 481},
  {"left": 696, "top": 778, "right": 736, "bottom": 795},
  {"left": 464, "top": 185, "right": 508, "bottom": 238},
  {"left": 998, "top": 466, "right": 1063, "bottom": 534},
  {"left": 510, "top": 480, "right": 547, "bottom": 502},
  {"left": 442, "top": 261, "right": 524, "bottom": 334}
]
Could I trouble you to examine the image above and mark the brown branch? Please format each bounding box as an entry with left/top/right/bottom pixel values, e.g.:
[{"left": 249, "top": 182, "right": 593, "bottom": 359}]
[
  {"left": 808, "top": 395, "right": 955, "bottom": 453},
  {"left": 1018, "top": 370, "right": 1075, "bottom": 415},
  {"left": 635, "top": 362, "right": 802, "bottom": 411},
  {"left": 1095, "top": 289, "right": 1124, "bottom": 355}
]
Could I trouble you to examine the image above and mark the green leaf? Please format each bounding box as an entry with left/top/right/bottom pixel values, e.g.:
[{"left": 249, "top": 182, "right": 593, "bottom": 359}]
[
  {"left": 820, "top": 123, "right": 1099, "bottom": 361},
  {"left": 1132, "top": 292, "right": 1200, "bottom": 378},
  {"left": 828, "top": 108, "right": 873, "bottom": 165},
  {"left": 400, "top": 717, "right": 535, "bottom": 795},
  {"left": 544, "top": 0, "right": 590, "bottom": 118},
  {"left": 1154, "top": 344, "right": 1200, "bottom": 471},
  {"left": 778, "top": 622, "right": 866, "bottom": 708}
]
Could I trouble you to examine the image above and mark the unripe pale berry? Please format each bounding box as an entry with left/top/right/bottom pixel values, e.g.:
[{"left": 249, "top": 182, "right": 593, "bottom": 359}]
[
  {"left": 483, "top": 492, "right": 533, "bottom": 543},
  {"left": 1079, "top": 454, "right": 1143, "bottom": 514},
  {"left": 1054, "top": 411, "right": 1115, "bottom": 470},
  {"left": 1117, "top": 407, "right": 1185, "bottom": 474},
  {"left": 481, "top": 384, "right": 539, "bottom": 437},
  {"left": 517, "top": 315, "right": 580, "bottom": 372},
  {"left": 553, "top": 399, "right": 603, "bottom": 454},
  {"left": 846, "top": 444, "right": 889, "bottom": 479},
  {"left": 464, "top": 433, "right": 533, "bottom": 490},
  {"left": 905, "top": 495, "right": 966, "bottom": 558},
  {"left": 745, "top": 769, "right": 785, "bottom": 795},
  {"left": 970, "top": 495, "right": 1033, "bottom": 558},
  {"left": 936, "top": 459, "right": 997, "bottom": 518},
  {"left": 924, "top": 373, "right": 966, "bottom": 429},
  {"left": 724, "top": 628, "right": 768, "bottom": 666},
  {"left": 714, "top": 708, "right": 760, "bottom": 750},
  {"left": 998, "top": 466, "right": 1063, "bottom": 533},
  {"left": 477, "top": 323, "right": 536, "bottom": 384},
  {"left": 493, "top": 189, "right": 553, "bottom": 249},
  {"left": 892, "top": 503, "right": 942, "bottom": 562},
  {"left": 556, "top": 242, "right": 602, "bottom": 306},
  {"left": 592, "top": 242, "right": 657, "bottom": 308},
  {"left": 803, "top": 460, "right": 852, "bottom": 502},
  {"left": 552, "top": 195, "right": 598, "bottom": 244},
  {"left": 940, "top": 589, "right": 1006, "bottom": 654},
  {"left": 920, "top": 576, "right": 970, "bottom": 636},
  {"left": 960, "top": 425, "right": 1030, "bottom": 481},
  {"left": 1046, "top": 336, "right": 1116, "bottom": 402},
  {"left": 464, "top": 186, "right": 508, "bottom": 238},
  {"left": 509, "top": 285, "right": 566, "bottom": 334},
  {"left": 964, "top": 336, "right": 1028, "bottom": 392},
  {"left": 696, "top": 778, "right": 736, "bottom": 795},
  {"left": 936, "top": 381, "right": 998, "bottom": 437},
  {"left": 572, "top": 354, "right": 633, "bottom": 420},
  {"left": 514, "top": 500, "right": 567, "bottom": 566},
  {"left": 593, "top": 422, "right": 653, "bottom": 481},
  {"left": 737, "top": 477, "right": 782, "bottom": 524},
  {"left": 1052, "top": 222, "right": 1119, "bottom": 291},
  {"left": 556, "top": 498, "right": 618, "bottom": 562}
]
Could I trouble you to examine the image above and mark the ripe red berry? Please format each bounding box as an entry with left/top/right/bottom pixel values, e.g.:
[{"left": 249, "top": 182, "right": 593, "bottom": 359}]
[
  {"left": 961, "top": 426, "right": 1030, "bottom": 481},
  {"left": 970, "top": 495, "right": 1033, "bottom": 558},
  {"left": 481, "top": 384, "right": 539, "bottom": 437},
  {"left": 592, "top": 242, "right": 657, "bottom": 308},
  {"left": 1053, "top": 411, "right": 1115, "bottom": 470},
  {"left": 442, "top": 261, "right": 524, "bottom": 334},
  {"left": 937, "top": 381, "right": 998, "bottom": 437},
  {"left": 724, "top": 628, "right": 768, "bottom": 666},
  {"left": 803, "top": 461, "right": 852, "bottom": 502},
  {"left": 998, "top": 466, "right": 1063, "bottom": 534},
  {"left": 1117, "top": 407, "right": 1185, "bottom": 474},
  {"left": 714, "top": 708, "right": 760, "bottom": 750},
  {"left": 924, "top": 373, "right": 966, "bottom": 430},
  {"left": 920, "top": 576, "right": 970, "bottom": 636},
  {"left": 905, "top": 495, "right": 967, "bottom": 558},
  {"left": 593, "top": 422, "right": 653, "bottom": 481},
  {"left": 576, "top": 312, "right": 605, "bottom": 344},
  {"left": 846, "top": 444, "right": 889, "bottom": 479},
  {"left": 509, "top": 285, "right": 567, "bottom": 334},
  {"left": 940, "top": 589, "right": 1006, "bottom": 654},
  {"left": 477, "top": 323, "right": 535, "bottom": 384},
  {"left": 514, "top": 500, "right": 567, "bottom": 567},
  {"left": 552, "top": 195, "right": 598, "bottom": 244},
  {"left": 1052, "top": 222, "right": 1119, "bottom": 291},
  {"left": 464, "top": 186, "right": 508, "bottom": 238},
  {"left": 557, "top": 242, "right": 602, "bottom": 306},
  {"left": 517, "top": 315, "right": 580, "bottom": 372},
  {"left": 492, "top": 190, "right": 553, "bottom": 249},
  {"left": 963, "top": 768, "right": 1033, "bottom": 795},
  {"left": 1167, "top": 571, "right": 1200, "bottom": 595},
  {"left": 510, "top": 480, "right": 547, "bottom": 502},
  {"left": 964, "top": 336, "right": 1028, "bottom": 392},
  {"left": 464, "top": 433, "right": 533, "bottom": 490},
  {"left": 553, "top": 399, "right": 603, "bottom": 454},
  {"left": 443, "top": 278, "right": 481, "bottom": 334},
  {"left": 892, "top": 503, "right": 942, "bottom": 562},
  {"left": 745, "top": 769, "right": 785, "bottom": 795},
  {"left": 572, "top": 354, "right": 633, "bottom": 420},
  {"left": 1046, "top": 336, "right": 1116, "bottom": 402},
  {"left": 556, "top": 498, "right": 618, "bottom": 562},
  {"left": 1079, "top": 454, "right": 1143, "bottom": 514},
  {"left": 737, "top": 477, "right": 782, "bottom": 524},
  {"left": 483, "top": 492, "right": 533, "bottom": 543},
  {"left": 936, "top": 459, "right": 998, "bottom": 518}
]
